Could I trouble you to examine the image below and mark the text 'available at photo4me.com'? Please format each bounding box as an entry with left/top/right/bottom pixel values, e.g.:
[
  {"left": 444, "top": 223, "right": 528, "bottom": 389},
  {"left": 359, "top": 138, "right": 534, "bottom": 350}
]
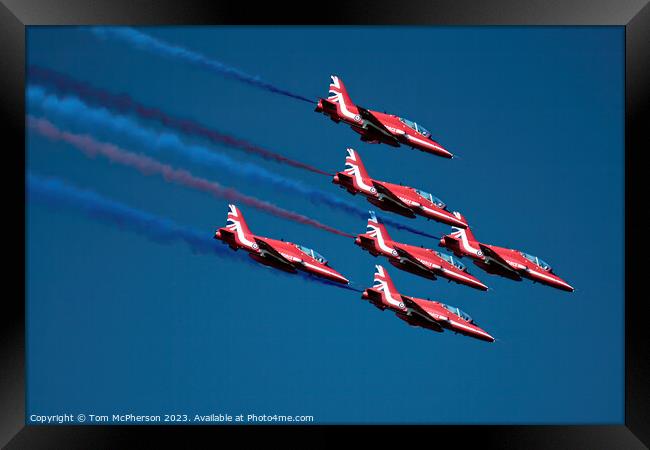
[{"left": 29, "top": 412, "right": 315, "bottom": 424}]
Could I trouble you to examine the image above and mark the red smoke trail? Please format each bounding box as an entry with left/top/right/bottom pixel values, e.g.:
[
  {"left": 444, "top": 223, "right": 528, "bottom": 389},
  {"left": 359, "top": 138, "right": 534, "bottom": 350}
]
[
  {"left": 28, "top": 116, "right": 353, "bottom": 239},
  {"left": 28, "top": 66, "right": 331, "bottom": 176}
]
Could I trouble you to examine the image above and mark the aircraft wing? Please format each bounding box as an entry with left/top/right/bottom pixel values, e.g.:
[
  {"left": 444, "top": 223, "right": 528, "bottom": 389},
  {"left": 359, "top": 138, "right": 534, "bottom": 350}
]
[
  {"left": 254, "top": 238, "right": 296, "bottom": 270},
  {"left": 400, "top": 296, "right": 444, "bottom": 331},
  {"left": 371, "top": 181, "right": 414, "bottom": 216},
  {"left": 478, "top": 244, "right": 520, "bottom": 275},
  {"left": 393, "top": 246, "right": 439, "bottom": 278},
  {"left": 357, "top": 106, "right": 401, "bottom": 144}
]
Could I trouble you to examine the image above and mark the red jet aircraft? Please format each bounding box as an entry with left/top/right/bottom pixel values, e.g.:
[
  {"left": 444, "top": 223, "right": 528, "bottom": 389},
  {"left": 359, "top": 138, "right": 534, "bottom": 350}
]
[
  {"left": 439, "top": 214, "right": 574, "bottom": 292},
  {"left": 214, "top": 204, "right": 349, "bottom": 285},
  {"left": 355, "top": 211, "right": 488, "bottom": 291},
  {"left": 315, "top": 75, "right": 453, "bottom": 158},
  {"left": 333, "top": 148, "right": 468, "bottom": 227},
  {"left": 362, "top": 265, "right": 494, "bottom": 342}
]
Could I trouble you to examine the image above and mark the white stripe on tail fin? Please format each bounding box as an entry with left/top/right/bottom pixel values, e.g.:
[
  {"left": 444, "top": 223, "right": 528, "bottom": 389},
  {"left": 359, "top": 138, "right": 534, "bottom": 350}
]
[
  {"left": 329, "top": 75, "right": 354, "bottom": 105},
  {"left": 225, "top": 204, "right": 256, "bottom": 248},
  {"left": 372, "top": 265, "right": 405, "bottom": 310},
  {"left": 344, "top": 148, "right": 373, "bottom": 191},
  {"left": 366, "top": 211, "right": 395, "bottom": 255},
  {"left": 449, "top": 212, "right": 481, "bottom": 256},
  {"left": 328, "top": 75, "right": 359, "bottom": 121}
]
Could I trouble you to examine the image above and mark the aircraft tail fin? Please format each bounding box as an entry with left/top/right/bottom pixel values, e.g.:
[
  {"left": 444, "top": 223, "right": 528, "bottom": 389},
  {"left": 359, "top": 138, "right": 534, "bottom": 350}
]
[
  {"left": 328, "top": 75, "right": 355, "bottom": 107},
  {"left": 344, "top": 147, "right": 371, "bottom": 180},
  {"left": 371, "top": 265, "right": 405, "bottom": 309},
  {"left": 366, "top": 211, "right": 394, "bottom": 247},
  {"left": 224, "top": 204, "right": 256, "bottom": 246},
  {"left": 450, "top": 212, "right": 477, "bottom": 243},
  {"left": 443, "top": 212, "right": 484, "bottom": 258}
]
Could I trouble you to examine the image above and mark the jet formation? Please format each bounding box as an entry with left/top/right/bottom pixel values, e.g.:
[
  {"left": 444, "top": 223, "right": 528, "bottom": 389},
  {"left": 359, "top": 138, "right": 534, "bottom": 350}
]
[
  {"left": 213, "top": 74, "right": 575, "bottom": 342},
  {"left": 356, "top": 211, "right": 488, "bottom": 291}
]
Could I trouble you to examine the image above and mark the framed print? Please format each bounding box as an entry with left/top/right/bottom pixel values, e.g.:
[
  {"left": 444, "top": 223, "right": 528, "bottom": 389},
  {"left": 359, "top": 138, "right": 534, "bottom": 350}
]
[{"left": 1, "top": 0, "right": 648, "bottom": 447}]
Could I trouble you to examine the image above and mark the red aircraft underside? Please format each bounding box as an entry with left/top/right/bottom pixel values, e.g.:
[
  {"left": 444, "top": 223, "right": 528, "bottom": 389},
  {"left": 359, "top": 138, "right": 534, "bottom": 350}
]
[
  {"left": 333, "top": 148, "right": 468, "bottom": 228},
  {"left": 362, "top": 265, "right": 494, "bottom": 342},
  {"left": 439, "top": 218, "right": 574, "bottom": 292},
  {"left": 355, "top": 211, "right": 487, "bottom": 291},
  {"left": 214, "top": 204, "right": 349, "bottom": 285},
  {"left": 315, "top": 75, "right": 454, "bottom": 159}
]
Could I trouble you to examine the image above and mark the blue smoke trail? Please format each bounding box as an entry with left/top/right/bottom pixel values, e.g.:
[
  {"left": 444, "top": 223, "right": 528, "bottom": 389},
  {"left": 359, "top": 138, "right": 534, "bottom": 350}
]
[
  {"left": 27, "top": 86, "right": 438, "bottom": 240},
  {"left": 27, "top": 65, "right": 331, "bottom": 175},
  {"left": 90, "top": 27, "right": 313, "bottom": 103},
  {"left": 27, "top": 173, "right": 360, "bottom": 292},
  {"left": 27, "top": 85, "right": 353, "bottom": 211}
]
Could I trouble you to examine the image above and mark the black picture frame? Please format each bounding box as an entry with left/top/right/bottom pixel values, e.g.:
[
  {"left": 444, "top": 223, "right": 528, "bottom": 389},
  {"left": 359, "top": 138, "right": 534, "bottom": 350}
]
[{"left": 2, "top": 1, "right": 647, "bottom": 447}]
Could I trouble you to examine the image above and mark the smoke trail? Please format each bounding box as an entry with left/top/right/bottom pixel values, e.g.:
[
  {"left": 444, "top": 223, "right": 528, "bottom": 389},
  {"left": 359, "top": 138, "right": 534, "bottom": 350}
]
[
  {"left": 28, "top": 173, "right": 220, "bottom": 255},
  {"left": 28, "top": 116, "right": 353, "bottom": 239},
  {"left": 90, "top": 27, "right": 313, "bottom": 104},
  {"left": 28, "top": 66, "right": 330, "bottom": 176},
  {"left": 27, "top": 173, "right": 361, "bottom": 293},
  {"left": 27, "top": 86, "right": 438, "bottom": 240},
  {"left": 27, "top": 86, "right": 358, "bottom": 214}
]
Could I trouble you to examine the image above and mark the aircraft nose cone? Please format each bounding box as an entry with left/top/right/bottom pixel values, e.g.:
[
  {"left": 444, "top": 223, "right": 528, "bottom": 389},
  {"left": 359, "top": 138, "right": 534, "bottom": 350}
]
[
  {"left": 429, "top": 140, "right": 453, "bottom": 158},
  {"left": 559, "top": 282, "right": 575, "bottom": 292},
  {"left": 467, "top": 277, "right": 489, "bottom": 291},
  {"left": 332, "top": 174, "right": 340, "bottom": 184},
  {"left": 325, "top": 268, "right": 350, "bottom": 285},
  {"left": 476, "top": 281, "right": 489, "bottom": 291},
  {"left": 337, "top": 274, "right": 350, "bottom": 284},
  {"left": 546, "top": 275, "right": 574, "bottom": 292},
  {"left": 439, "top": 147, "right": 454, "bottom": 159},
  {"left": 472, "top": 328, "right": 495, "bottom": 342},
  {"left": 214, "top": 230, "right": 222, "bottom": 239}
]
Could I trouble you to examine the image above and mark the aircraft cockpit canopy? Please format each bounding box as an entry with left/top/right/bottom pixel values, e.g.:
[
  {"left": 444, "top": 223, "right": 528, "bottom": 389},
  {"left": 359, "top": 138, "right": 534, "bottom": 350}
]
[
  {"left": 415, "top": 189, "right": 446, "bottom": 209},
  {"left": 442, "top": 304, "right": 473, "bottom": 323},
  {"left": 520, "top": 252, "right": 551, "bottom": 271},
  {"left": 296, "top": 244, "right": 328, "bottom": 264},
  {"left": 436, "top": 252, "right": 466, "bottom": 271},
  {"left": 398, "top": 117, "right": 432, "bottom": 138}
]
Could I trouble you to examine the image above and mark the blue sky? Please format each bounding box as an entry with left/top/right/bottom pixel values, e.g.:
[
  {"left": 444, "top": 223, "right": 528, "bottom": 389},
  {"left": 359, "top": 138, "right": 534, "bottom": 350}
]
[{"left": 26, "top": 26, "right": 624, "bottom": 424}]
